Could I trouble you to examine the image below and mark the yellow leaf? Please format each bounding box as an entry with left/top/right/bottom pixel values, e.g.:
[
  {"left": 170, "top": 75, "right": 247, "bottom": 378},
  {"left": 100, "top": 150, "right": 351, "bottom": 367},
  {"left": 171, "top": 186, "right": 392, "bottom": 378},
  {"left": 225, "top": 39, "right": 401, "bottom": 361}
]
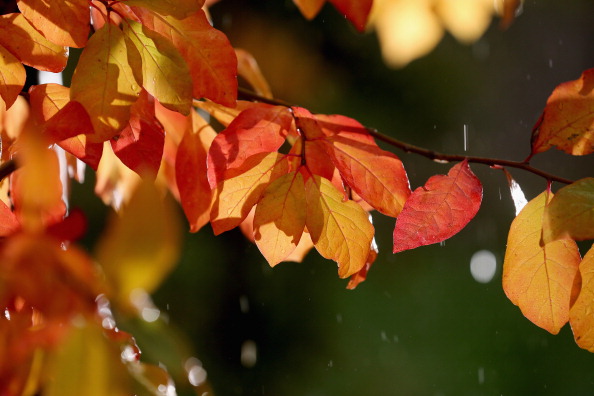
[
  {"left": 305, "top": 175, "right": 374, "bottom": 278},
  {"left": 0, "top": 44, "right": 25, "bottom": 109},
  {"left": 95, "top": 179, "right": 181, "bottom": 311},
  {"left": 71, "top": 23, "right": 141, "bottom": 142},
  {"left": 123, "top": 20, "right": 192, "bottom": 115},
  {"left": 503, "top": 191, "right": 581, "bottom": 334},
  {"left": 254, "top": 171, "right": 306, "bottom": 266},
  {"left": 210, "top": 152, "right": 289, "bottom": 235},
  {"left": 570, "top": 244, "right": 594, "bottom": 351}
]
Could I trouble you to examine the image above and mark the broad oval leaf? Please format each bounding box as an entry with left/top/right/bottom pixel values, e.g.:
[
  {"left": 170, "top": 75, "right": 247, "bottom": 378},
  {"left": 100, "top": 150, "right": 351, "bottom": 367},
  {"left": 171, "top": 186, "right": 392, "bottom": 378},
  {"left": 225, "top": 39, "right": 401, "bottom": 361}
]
[
  {"left": 503, "top": 191, "right": 581, "bottom": 334},
  {"left": 17, "top": 0, "right": 90, "bottom": 47},
  {"left": 532, "top": 68, "right": 594, "bottom": 156},
  {"left": 305, "top": 175, "right": 374, "bottom": 278},
  {"left": 393, "top": 160, "right": 482, "bottom": 253},
  {"left": 125, "top": 0, "right": 203, "bottom": 19},
  {"left": 543, "top": 178, "right": 594, "bottom": 243},
  {"left": 570, "top": 244, "right": 594, "bottom": 351},
  {"left": 70, "top": 23, "right": 141, "bottom": 142},
  {"left": 254, "top": 171, "right": 307, "bottom": 266},
  {"left": 0, "top": 44, "right": 25, "bottom": 109},
  {"left": 123, "top": 20, "right": 192, "bottom": 115}
]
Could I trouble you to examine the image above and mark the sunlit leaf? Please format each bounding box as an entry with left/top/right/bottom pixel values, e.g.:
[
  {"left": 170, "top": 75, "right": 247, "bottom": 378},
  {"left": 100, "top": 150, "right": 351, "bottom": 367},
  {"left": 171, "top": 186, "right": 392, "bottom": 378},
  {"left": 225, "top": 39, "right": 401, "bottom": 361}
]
[
  {"left": 532, "top": 69, "right": 594, "bottom": 156},
  {"left": 0, "top": 200, "right": 19, "bottom": 236},
  {"left": 71, "top": 23, "right": 141, "bottom": 142},
  {"left": 17, "top": 0, "right": 90, "bottom": 47},
  {"left": 95, "top": 179, "right": 181, "bottom": 310},
  {"left": 305, "top": 175, "right": 374, "bottom": 278},
  {"left": 236, "top": 48, "right": 273, "bottom": 98},
  {"left": 123, "top": 19, "right": 192, "bottom": 115},
  {"left": 543, "top": 178, "right": 594, "bottom": 243},
  {"left": 393, "top": 160, "right": 482, "bottom": 253},
  {"left": 0, "top": 13, "right": 68, "bottom": 72},
  {"left": 569, "top": 244, "right": 594, "bottom": 351},
  {"left": 125, "top": 0, "right": 203, "bottom": 19},
  {"left": 502, "top": 168, "right": 528, "bottom": 215},
  {"left": 328, "top": 0, "right": 373, "bottom": 32},
  {"left": 292, "top": 0, "right": 325, "bottom": 20},
  {"left": 254, "top": 171, "right": 307, "bottom": 266},
  {"left": 176, "top": 110, "right": 217, "bottom": 232},
  {"left": 503, "top": 191, "right": 581, "bottom": 334},
  {"left": 133, "top": 8, "right": 237, "bottom": 107},
  {"left": 0, "top": 44, "right": 25, "bottom": 109},
  {"left": 346, "top": 235, "right": 378, "bottom": 290},
  {"left": 210, "top": 152, "right": 290, "bottom": 235}
]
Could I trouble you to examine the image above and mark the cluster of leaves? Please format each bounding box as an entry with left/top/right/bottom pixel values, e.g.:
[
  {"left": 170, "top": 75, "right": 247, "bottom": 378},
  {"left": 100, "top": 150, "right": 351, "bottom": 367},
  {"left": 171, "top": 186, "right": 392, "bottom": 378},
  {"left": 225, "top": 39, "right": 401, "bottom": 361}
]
[{"left": 2, "top": 0, "right": 594, "bottom": 393}]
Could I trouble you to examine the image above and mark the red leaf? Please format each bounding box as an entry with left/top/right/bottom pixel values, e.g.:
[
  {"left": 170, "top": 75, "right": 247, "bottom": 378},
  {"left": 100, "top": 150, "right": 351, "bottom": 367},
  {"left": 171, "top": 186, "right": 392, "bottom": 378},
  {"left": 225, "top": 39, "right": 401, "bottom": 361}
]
[
  {"left": 0, "top": 200, "right": 19, "bottom": 236},
  {"left": 328, "top": 0, "right": 372, "bottom": 32},
  {"left": 110, "top": 90, "right": 164, "bottom": 177},
  {"left": 393, "top": 160, "right": 482, "bottom": 253}
]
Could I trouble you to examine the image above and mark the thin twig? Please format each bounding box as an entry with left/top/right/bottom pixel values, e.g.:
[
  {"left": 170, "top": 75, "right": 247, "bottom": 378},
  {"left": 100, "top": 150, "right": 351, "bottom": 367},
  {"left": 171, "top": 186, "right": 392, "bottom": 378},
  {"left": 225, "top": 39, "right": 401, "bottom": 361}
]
[{"left": 0, "top": 160, "right": 17, "bottom": 182}]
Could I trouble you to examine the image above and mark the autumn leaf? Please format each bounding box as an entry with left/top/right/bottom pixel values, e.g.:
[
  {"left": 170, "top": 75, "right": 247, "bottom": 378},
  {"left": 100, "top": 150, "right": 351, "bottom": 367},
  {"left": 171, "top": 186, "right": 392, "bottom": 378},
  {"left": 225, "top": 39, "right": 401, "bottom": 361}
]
[
  {"left": 0, "top": 200, "right": 19, "bottom": 236},
  {"left": 123, "top": 19, "right": 192, "bottom": 115},
  {"left": 569, "top": 244, "right": 594, "bottom": 351},
  {"left": 305, "top": 175, "right": 374, "bottom": 278},
  {"left": 70, "top": 22, "right": 141, "bottom": 142},
  {"left": 532, "top": 69, "right": 594, "bottom": 156},
  {"left": 393, "top": 160, "right": 482, "bottom": 253},
  {"left": 207, "top": 105, "right": 293, "bottom": 188},
  {"left": 0, "top": 44, "right": 25, "bottom": 109},
  {"left": 17, "top": 0, "right": 90, "bottom": 47},
  {"left": 346, "top": 235, "right": 378, "bottom": 290},
  {"left": 292, "top": 0, "right": 325, "bottom": 20},
  {"left": 132, "top": 8, "right": 237, "bottom": 107},
  {"left": 543, "top": 178, "right": 594, "bottom": 243},
  {"left": 210, "top": 152, "right": 290, "bottom": 235},
  {"left": 124, "top": 0, "right": 203, "bottom": 19},
  {"left": 235, "top": 48, "right": 273, "bottom": 98},
  {"left": 292, "top": 0, "right": 372, "bottom": 32},
  {"left": 254, "top": 171, "right": 307, "bottom": 266},
  {"left": 503, "top": 191, "right": 581, "bottom": 334},
  {"left": 0, "top": 13, "right": 68, "bottom": 72},
  {"left": 176, "top": 110, "right": 217, "bottom": 232}
]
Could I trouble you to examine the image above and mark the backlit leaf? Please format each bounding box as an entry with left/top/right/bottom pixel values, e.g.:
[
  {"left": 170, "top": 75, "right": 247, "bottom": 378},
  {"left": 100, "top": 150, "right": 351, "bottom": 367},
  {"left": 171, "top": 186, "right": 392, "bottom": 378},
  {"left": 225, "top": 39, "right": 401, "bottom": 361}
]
[
  {"left": 305, "top": 175, "right": 374, "bottom": 278},
  {"left": 176, "top": 110, "right": 217, "bottom": 232},
  {"left": 210, "top": 152, "right": 290, "bottom": 235},
  {"left": 532, "top": 69, "right": 594, "bottom": 156},
  {"left": 393, "top": 160, "right": 482, "bottom": 253},
  {"left": 543, "top": 178, "right": 594, "bottom": 243},
  {"left": 0, "top": 200, "right": 19, "bottom": 236},
  {"left": 95, "top": 179, "right": 181, "bottom": 310},
  {"left": 71, "top": 23, "right": 141, "bottom": 142},
  {"left": 0, "top": 13, "right": 68, "bottom": 72},
  {"left": 503, "top": 191, "right": 581, "bottom": 334},
  {"left": 346, "top": 235, "right": 378, "bottom": 290},
  {"left": 133, "top": 8, "right": 237, "bottom": 107},
  {"left": 123, "top": 20, "right": 192, "bottom": 115},
  {"left": 236, "top": 48, "right": 273, "bottom": 98},
  {"left": 125, "top": 0, "right": 203, "bottom": 19},
  {"left": 328, "top": 0, "right": 373, "bottom": 32},
  {"left": 569, "top": 244, "right": 594, "bottom": 351},
  {"left": 254, "top": 171, "right": 307, "bottom": 266},
  {"left": 17, "top": 0, "right": 90, "bottom": 47},
  {"left": 0, "top": 44, "right": 25, "bottom": 109},
  {"left": 207, "top": 105, "right": 293, "bottom": 188},
  {"left": 292, "top": 0, "right": 325, "bottom": 20}
]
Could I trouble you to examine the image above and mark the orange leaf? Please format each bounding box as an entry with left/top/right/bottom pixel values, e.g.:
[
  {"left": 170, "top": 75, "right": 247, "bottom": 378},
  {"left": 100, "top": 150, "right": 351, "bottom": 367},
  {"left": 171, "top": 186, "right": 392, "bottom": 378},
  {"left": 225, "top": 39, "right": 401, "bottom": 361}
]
[
  {"left": 133, "top": 8, "right": 237, "bottom": 107},
  {"left": 254, "top": 171, "right": 307, "bottom": 266},
  {"left": 70, "top": 23, "right": 141, "bottom": 142},
  {"left": 503, "top": 191, "right": 581, "bottom": 334},
  {"left": 17, "top": 0, "right": 90, "bottom": 47},
  {"left": 305, "top": 175, "right": 374, "bottom": 278},
  {"left": 532, "top": 69, "right": 594, "bottom": 156},
  {"left": 125, "top": 0, "right": 203, "bottom": 19},
  {"left": 176, "top": 110, "right": 217, "bottom": 232},
  {"left": 28, "top": 83, "right": 69, "bottom": 122},
  {"left": 0, "top": 200, "right": 19, "bottom": 236},
  {"left": 393, "top": 160, "right": 481, "bottom": 253},
  {"left": 111, "top": 90, "right": 164, "bottom": 177},
  {"left": 569, "top": 244, "right": 594, "bottom": 351},
  {"left": 235, "top": 48, "right": 273, "bottom": 99},
  {"left": 0, "top": 44, "right": 25, "bottom": 109},
  {"left": 0, "top": 13, "right": 68, "bottom": 72},
  {"left": 292, "top": 0, "right": 325, "bottom": 20},
  {"left": 207, "top": 105, "right": 293, "bottom": 188},
  {"left": 210, "top": 152, "right": 290, "bottom": 235},
  {"left": 543, "top": 178, "right": 594, "bottom": 243},
  {"left": 346, "top": 236, "right": 378, "bottom": 290}
]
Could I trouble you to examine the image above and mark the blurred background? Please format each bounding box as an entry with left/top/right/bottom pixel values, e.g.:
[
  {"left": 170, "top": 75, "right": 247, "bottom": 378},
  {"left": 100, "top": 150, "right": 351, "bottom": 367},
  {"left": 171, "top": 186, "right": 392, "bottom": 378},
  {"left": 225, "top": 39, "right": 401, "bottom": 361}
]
[{"left": 71, "top": 0, "right": 594, "bottom": 394}]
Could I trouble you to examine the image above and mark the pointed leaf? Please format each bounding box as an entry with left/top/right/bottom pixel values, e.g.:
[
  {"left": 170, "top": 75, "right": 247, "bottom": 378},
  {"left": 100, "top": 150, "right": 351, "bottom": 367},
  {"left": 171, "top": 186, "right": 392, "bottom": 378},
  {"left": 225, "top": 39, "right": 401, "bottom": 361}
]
[
  {"left": 393, "top": 160, "right": 482, "bottom": 253},
  {"left": 235, "top": 48, "right": 273, "bottom": 98},
  {"left": 207, "top": 105, "right": 293, "bottom": 188},
  {"left": 0, "top": 45, "right": 25, "bottom": 109},
  {"left": 0, "top": 200, "right": 19, "bottom": 236},
  {"left": 543, "top": 178, "right": 594, "bottom": 243},
  {"left": 503, "top": 191, "right": 581, "bottom": 334},
  {"left": 346, "top": 236, "right": 378, "bottom": 290},
  {"left": 0, "top": 13, "right": 67, "bottom": 72},
  {"left": 254, "top": 171, "right": 306, "bottom": 266},
  {"left": 570, "top": 244, "right": 594, "bottom": 351},
  {"left": 305, "top": 175, "right": 374, "bottom": 278},
  {"left": 176, "top": 110, "right": 217, "bottom": 232},
  {"left": 123, "top": 19, "right": 192, "bottom": 115},
  {"left": 110, "top": 90, "right": 164, "bottom": 177},
  {"left": 292, "top": 0, "right": 325, "bottom": 20},
  {"left": 17, "top": 0, "right": 90, "bottom": 47},
  {"left": 125, "top": 0, "right": 203, "bottom": 19},
  {"left": 328, "top": 0, "right": 373, "bottom": 32},
  {"left": 71, "top": 23, "right": 141, "bottom": 142},
  {"left": 28, "top": 83, "right": 69, "bottom": 121},
  {"left": 133, "top": 8, "right": 237, "bottom": 106},
  {"left": 532, "top": 69, "right": 594, "bottom": 156},
  {"left": 210, "top": 152, "right": 289, "bottom": 235}
]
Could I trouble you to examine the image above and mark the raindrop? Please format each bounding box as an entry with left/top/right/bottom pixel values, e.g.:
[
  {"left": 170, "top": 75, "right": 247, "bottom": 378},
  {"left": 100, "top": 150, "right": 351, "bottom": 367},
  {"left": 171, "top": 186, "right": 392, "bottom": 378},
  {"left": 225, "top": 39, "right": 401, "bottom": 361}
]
[
  {"left": 381, "top": 331, "right": 389, "bottom": 342},
  {"left": 328, "top": 360, "right": 333, "bottom": 368},
  {"left": 241, "top": 340, "right": 257, "bottom": 368},
  {"left": 336, "top": 314, "right": 342, "bottom": 323},
  {"left": 470, "top": 250, "right": 497, "bottom": 283},
  {"left": 548, "top": 59, "right": 553, "bottom": 68},
  {"left": 239, "top": 295, "right": 249, "bottom": 314},
  {"left": 141, "top": 307, "right": 160, "bottom": 322},
  {"left": 463, "top": 124, "right": 468, "bottom": 151},
  {"left": 439, "top": 241, "right": 446, "bottom": 247},
  {"left": 478, "top": 367, "right": 485, "bottom": 385}
]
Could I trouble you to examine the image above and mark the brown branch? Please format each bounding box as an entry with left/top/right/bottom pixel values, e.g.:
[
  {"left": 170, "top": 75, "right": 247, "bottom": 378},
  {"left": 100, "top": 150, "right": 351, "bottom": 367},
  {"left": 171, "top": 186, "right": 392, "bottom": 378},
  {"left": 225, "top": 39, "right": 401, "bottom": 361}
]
[{"left": 0, "top": 160, "right": 17, "bottom": 182}]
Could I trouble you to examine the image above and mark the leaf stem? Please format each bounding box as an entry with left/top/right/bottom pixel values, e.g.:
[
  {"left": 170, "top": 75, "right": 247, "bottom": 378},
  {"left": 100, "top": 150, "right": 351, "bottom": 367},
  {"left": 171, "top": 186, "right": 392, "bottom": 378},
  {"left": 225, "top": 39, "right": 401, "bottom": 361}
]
[{"left": 0, "top": 159, "right": 17, "bottom": 182}]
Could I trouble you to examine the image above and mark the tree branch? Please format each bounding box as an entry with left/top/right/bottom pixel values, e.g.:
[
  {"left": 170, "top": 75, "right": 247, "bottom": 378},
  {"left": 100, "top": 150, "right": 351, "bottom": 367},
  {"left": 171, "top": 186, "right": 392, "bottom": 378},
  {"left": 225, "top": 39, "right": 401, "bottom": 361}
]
[{"left": 0, "top": 160, "right": 16, "bottom": 182}]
